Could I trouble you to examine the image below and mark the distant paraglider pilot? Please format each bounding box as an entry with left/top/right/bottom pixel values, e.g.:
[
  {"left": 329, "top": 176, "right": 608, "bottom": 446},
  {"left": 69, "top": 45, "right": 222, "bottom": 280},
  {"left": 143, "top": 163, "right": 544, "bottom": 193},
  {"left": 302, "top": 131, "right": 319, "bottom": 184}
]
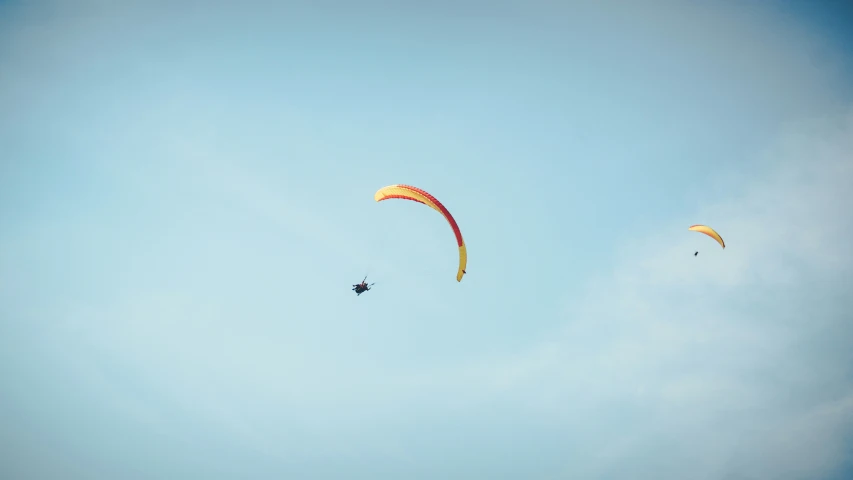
[{"left": 352, "top": 275, "right": 375, "bottom": 296}]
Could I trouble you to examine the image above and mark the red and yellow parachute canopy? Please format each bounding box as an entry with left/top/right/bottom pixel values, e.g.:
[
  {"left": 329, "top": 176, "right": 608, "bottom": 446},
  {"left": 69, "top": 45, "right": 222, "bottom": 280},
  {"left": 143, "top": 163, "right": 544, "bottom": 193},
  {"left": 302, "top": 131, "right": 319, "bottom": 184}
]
[
  {"left": 374, "top": 184, "right": 467, "bottom": 282},
  {"left": 689, "top": 224, "right": 725, "bottom": 249}
]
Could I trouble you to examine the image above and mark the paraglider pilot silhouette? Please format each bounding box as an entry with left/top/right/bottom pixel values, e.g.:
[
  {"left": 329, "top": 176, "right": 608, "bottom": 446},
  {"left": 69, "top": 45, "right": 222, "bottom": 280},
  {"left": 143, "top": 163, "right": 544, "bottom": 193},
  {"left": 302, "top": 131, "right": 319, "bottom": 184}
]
[{"left": 352, "top": 275, "right": 374, "bottom": 296}]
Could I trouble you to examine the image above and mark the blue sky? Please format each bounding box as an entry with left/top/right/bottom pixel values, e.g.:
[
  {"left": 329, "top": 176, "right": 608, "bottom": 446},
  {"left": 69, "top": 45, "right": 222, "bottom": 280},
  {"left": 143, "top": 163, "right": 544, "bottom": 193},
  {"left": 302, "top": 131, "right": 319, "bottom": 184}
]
[{"left": 1, "top": 0, "right": 852, "bottom": 478}]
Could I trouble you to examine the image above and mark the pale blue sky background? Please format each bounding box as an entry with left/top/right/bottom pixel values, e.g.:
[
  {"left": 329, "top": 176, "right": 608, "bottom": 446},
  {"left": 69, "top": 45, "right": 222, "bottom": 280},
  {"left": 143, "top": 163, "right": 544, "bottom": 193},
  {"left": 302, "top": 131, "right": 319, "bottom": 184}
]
[{"left": 1, "top": 1, "right": 852, "bottom": 479}]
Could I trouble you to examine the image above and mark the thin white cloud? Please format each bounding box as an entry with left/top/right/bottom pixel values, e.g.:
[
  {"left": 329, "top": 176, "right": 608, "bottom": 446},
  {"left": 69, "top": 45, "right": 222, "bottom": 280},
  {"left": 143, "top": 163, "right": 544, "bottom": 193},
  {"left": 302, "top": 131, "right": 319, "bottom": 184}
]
[{"left": 405, "top": 108, "right": 853, "bottom": 479}]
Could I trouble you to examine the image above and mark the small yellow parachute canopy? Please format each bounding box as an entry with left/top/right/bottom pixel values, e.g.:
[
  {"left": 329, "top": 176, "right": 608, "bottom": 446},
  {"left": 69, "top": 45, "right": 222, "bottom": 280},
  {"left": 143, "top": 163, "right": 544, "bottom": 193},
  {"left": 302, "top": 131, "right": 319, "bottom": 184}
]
[
  {"left": 689, "top": 224, "right": 725, "bottom": 249},
  {"left": 375, "top": 184, "right": 467, "bottom": 282}
]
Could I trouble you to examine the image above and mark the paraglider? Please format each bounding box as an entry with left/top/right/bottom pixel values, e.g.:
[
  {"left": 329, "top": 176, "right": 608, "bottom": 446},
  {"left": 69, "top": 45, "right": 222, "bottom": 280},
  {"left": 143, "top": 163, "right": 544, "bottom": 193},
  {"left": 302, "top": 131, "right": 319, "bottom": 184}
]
[
  {"left": 352, "top": 275, "right": 374, "bottom": 296},
  {"left": 689, "top": 224, "right": 725, "bottom": 255},
  {"left": 374, "top": 184, "right": 467, "bottom": 282}
]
